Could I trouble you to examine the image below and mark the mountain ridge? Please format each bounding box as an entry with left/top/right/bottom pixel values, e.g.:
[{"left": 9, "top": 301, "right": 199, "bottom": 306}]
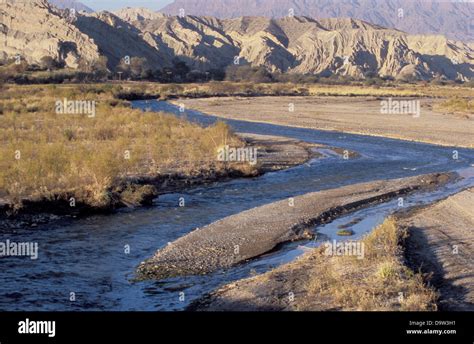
[
  {"left": 160, "top": 0, "right": 474, "bottom": 42},
  {"left": 0, "top": 2, "right": 472, "bottom": 81}
]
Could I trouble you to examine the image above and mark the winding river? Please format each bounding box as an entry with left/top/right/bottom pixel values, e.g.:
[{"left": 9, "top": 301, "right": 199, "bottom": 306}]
[{"left": 1, "top": 100, "right": 473, "bottom": 311}]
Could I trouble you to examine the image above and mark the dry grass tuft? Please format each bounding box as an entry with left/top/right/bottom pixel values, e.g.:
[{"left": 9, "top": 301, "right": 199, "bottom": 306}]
[
  {"left": 0, "top": 85, "right": 253, "bottom": 209},
  {"left": 112, "top": 81, "right": 474, "bottom": 100},
  {"left": 302, "top": 217, "right": 438, "bottom": 311},
  {"left": 434, "top": 96, "right": 473, "bottom": 118}
]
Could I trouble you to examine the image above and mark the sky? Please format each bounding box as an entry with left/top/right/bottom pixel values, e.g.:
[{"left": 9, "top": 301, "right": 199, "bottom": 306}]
[
  {"left": 80, "top": 0, "right": 174, "bottom": 11},
  {"left": 79, "top": 0, "right": 474, "bottom": 11}
]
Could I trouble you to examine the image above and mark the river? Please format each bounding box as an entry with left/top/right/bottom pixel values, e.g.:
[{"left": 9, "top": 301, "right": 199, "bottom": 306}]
[{"left": 0, "top": 100, "right": 473, "bottom": 311}]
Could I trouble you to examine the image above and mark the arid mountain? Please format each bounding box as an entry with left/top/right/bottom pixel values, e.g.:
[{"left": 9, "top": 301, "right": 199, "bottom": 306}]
[
  {"left": 0, "top": 2, "right": 472, "bottom": 80},
  {"left": 112, "top": 8, "right": 474, "bottom": 80},
  {"left": 48, "top": 0, "right": 93, "bottom": 13},
  {"left": 0, "top": 0, "right": 100, "bottom": 68},
  {"left": 74, "top": 10, "right": 168, "bottom": 68},
  {"left": 160, "top": 0, "right": 474, "bottom": 42}
]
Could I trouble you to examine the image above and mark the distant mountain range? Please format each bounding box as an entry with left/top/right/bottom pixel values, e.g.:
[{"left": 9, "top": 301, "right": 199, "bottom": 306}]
[
  {"left": 48, "top": 0, "right": 93, "bottom": 13},
  {"left": 1, "top": 1, "right": 473, "bottom": 81},
  {"left": 160, "top": 0, "right": 474, "bottom": 42}
]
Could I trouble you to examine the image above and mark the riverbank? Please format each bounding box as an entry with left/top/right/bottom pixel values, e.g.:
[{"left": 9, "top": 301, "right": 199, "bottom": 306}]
[
  {"left": 5, "top": 83, "right": 357, "bottom": 229},
  {"left": 137, "top": 172, "right": 454, "bottom": 280},
  {"left": 188, "top": 184, "right": 473, "bottom": 311},
  {"left": 0, "top": 85, "right": 246, "bottom": 220},
  {"left": 189, "top": 217, "right": 437, "bottom": 311},
  {"left": 113, "top": 82, "right": 474, "bottom": 100},
  {"left": 401, "top": 188, "right": 474, "bottom": 311},
  {"left": 0, "top": 132, "right": 323, "bottom": 230},
  {"left": 172, "top": 96, "right": 474, "bottom": 148}
]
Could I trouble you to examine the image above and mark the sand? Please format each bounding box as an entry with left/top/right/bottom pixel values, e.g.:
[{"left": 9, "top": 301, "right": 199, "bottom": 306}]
[
  {"left": 137, "top": 173, "right": 453, "bottom": 280},
  {"left": 189, "top": 184, "right": 473, "bottom": 312},
  {"left": 173, "top": 96, "right": 474, "bottom": 148},
  {"left": 401, "top": 188, "right": 474, "bottom": 311}
]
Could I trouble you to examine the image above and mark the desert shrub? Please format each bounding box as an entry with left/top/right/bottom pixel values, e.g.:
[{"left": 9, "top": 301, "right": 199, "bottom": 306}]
[
  {"left": 364, "top": 77, "right": 384, "bottom": 86},
  {"left": 225, "top": 65, "right": 273, "bottom": 83},
  {"left": 303, "top": 217, "right": 437, "bottom": 311},
  {"left": 0, "top": 85, "right": 250, "bottom": 207},
  {"left": 435, "top": 96, "right": 473, "bottom": 114},
  {"left": 463, "top": 79, "right": 474, "bottom": 88}
]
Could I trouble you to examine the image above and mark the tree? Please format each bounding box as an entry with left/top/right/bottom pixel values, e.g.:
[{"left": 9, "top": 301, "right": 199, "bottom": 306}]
[
  {"left": 116, "top": 58, "right": 130, "bottom": 79},
  {"left": 76, "top": 56, "right": 109, "bottom": 81},
  {"left": 171, "top": 58, "right": 190, "bottom": 81},
  {"left": 90, "top": 56, "right": 109, "bottom": 80},
  {"left": 186, "top": 70, "right": 208, "bottom": 82},
  {"left": 117, "top": 57, "right": 151, "bottom": 80},
  {"left": 40, "top": 56, "right": 58, "bottom": 71},
  {"left": 225, "top": 65, "right": 273, "bottom": 82},
  {"left": 154, "top": 67, "right": 173, "bottom": 83},
  {"left": 208, "top": 68, "right": 225, "bottom": 81},
  {"left": 130, "top": 57, "right": 151, "bottom": 79}
]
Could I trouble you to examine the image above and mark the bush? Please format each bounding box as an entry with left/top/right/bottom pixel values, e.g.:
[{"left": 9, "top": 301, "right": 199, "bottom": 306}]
[
  {"left": 225, "top": 65, "right": 273, "bottom": 83},
  {"left": 464, "top": 79, "right": 474, "bottom": 88},
  {"left": 0, "top": 85, "right": 252, "bottom": 208},
  {"left": 364, "top": 77, "right": 384, "bottom": 86},
  {"left": 39, "top": 56, "right": 60, "bottom": 71}
]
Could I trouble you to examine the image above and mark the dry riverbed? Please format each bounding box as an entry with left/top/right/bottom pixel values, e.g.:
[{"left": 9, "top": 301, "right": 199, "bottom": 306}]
[
  {"left": 173, "top": 96, "right": 474, "bottom": 148},
  {"left": 137, "top": 172, "right": 454, "bottom": 281}
]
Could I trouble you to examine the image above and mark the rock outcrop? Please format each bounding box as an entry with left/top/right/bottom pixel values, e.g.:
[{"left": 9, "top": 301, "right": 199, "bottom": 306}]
[{"left": 0, "top": 0, "right": 100, "bottom": 68}]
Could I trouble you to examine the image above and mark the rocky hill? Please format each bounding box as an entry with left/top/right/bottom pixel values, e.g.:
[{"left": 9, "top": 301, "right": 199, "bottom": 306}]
[
  {"left": 112, "top": 8, "right": 474, "bottom": 80},
  {"left": 160, "top": 0, "right": 474, "bottom": 42},
  {"left": 0, "top": 0, "right": 100, "bottom": 68},
  {"left": 0, "top": 1, "right": 472, "bottom": 81}
]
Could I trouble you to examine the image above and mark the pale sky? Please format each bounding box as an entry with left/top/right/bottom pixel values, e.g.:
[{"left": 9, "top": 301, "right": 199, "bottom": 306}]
[
  {"left": 80, "top": 0, "right": 174, "bottom": 11},
  {"left": 80, "top": 0, "right": 474, "bottom": 11}
]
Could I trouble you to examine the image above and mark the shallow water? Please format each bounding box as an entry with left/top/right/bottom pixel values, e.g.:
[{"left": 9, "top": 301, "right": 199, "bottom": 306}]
[{"left": 0, "top": 100, "right": 473, "bottom": 311}]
